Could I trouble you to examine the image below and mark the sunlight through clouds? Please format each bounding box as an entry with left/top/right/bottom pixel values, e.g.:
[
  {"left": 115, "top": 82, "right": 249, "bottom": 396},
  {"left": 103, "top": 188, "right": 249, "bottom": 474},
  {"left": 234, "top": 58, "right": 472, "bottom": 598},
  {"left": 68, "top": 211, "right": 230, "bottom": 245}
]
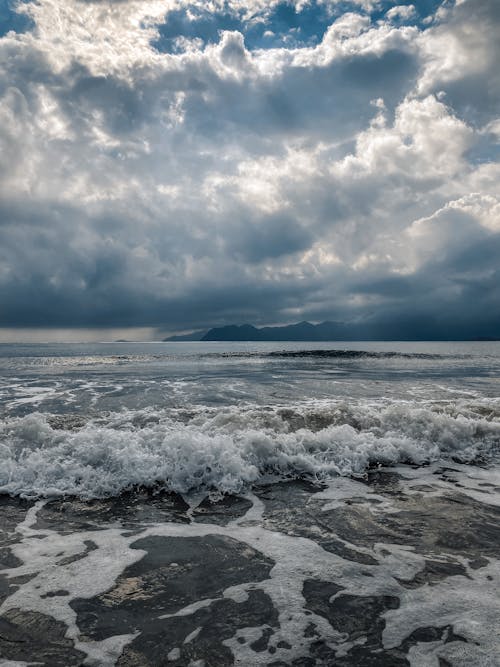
[{"left": 0, "top": 0, "right": 499, "bottom": 337}]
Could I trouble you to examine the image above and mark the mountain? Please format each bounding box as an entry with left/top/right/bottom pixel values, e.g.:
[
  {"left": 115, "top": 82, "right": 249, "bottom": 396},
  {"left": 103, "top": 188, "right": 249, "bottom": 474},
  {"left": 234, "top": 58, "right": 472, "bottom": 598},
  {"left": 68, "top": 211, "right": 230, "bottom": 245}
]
[
  {"left": 201, "top": 324, "right": 261, "bottom": 341},
  {"left": 201, "top": 321, "right": 352, "bottom": 341},
  {"left": 163, "top": 329, "right": 207, "bottom": 342},
  {"left": 165, "top": 321, "right": 499, "bottom": 342}
]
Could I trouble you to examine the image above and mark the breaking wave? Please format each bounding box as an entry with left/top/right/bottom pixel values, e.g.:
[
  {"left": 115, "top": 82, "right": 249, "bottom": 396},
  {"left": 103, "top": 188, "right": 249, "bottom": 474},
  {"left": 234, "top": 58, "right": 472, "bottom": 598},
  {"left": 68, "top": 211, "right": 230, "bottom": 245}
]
[{"left": 1, "top": 400, "right": 499, "bottom": 499}]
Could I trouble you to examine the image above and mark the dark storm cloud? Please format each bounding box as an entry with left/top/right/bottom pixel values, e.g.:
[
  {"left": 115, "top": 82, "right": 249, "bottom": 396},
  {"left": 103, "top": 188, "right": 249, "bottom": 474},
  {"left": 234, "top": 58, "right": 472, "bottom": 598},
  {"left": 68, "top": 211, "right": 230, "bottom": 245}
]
[
  {"left": 224, "top": 212, "right": 313, "bottom": 263},
  {"left": 0, "top": 0, "right": 499, "bottom": 337}
]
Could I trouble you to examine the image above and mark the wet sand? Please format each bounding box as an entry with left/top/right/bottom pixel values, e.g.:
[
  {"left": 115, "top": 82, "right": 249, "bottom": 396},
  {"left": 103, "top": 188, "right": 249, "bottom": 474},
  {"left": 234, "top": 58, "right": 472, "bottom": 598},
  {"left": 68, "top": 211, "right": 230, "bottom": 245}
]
[{"left": 1, "top": 462, "right": 499, "bottom": 667}]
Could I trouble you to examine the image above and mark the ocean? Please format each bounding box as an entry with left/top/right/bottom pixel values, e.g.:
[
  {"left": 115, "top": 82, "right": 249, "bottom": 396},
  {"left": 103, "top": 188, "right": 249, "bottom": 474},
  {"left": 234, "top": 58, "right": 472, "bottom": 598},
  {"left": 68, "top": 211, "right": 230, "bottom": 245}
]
[{"left": 0, "top": 341, "right": 499, "bottom": 665}]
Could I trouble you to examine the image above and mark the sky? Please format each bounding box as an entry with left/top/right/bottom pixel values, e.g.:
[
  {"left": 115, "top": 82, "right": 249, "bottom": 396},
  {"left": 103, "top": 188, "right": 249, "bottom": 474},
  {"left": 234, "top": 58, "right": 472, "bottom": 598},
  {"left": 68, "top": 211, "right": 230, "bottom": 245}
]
[{"left": 0, "top": 0, "right": 499, "bottom": 341}]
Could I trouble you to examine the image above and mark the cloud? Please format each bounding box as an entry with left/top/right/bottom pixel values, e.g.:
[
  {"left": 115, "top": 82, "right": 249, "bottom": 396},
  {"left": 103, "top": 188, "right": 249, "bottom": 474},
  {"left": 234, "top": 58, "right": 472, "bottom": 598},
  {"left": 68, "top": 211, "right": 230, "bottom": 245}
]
[
  {"left": 417, "top": 0, "right": 500, "bottom": 126},
  {"left": 386, "top": 5, "right": 417, "bottom": 22},
  {"left": 0, "top": 0, "right": 499, "bottom": 337}
]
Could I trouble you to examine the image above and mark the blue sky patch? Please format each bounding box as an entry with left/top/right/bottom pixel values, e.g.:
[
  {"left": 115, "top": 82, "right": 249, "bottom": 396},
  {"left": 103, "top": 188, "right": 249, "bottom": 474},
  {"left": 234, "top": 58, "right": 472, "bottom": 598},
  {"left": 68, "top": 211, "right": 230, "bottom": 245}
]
[
  {"left": 372, "top": 0, "right": 444, "bottom": 24},
  {"left": 0, "top": 0, "right": 33, "bottom": 37},
  {"left": 152, "top": 0, "right": 444, "bottom": 54},
  {"left": 153, "top": 1, "right": 346, "bottom": 53}
]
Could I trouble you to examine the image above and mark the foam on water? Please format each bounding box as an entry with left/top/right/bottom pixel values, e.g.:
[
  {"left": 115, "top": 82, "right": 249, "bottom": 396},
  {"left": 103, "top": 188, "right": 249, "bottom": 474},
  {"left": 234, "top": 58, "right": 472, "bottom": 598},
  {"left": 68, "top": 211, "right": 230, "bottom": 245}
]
[
  {"left": 2, "top": 465, "right": 499, "bottom": 666},
  {"left": 1, "top": 399, "right": 499, "bottom": 499}
]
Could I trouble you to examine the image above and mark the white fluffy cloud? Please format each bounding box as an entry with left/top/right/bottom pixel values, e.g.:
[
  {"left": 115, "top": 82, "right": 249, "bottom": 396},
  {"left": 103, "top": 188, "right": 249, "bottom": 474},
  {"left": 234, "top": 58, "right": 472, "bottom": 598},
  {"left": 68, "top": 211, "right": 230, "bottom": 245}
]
[
  {"left": 0, "top": 0, "right": 499, "bottom": 336},
  {"left": 386, "top": 5, "right": 417, "bottom": 22}
]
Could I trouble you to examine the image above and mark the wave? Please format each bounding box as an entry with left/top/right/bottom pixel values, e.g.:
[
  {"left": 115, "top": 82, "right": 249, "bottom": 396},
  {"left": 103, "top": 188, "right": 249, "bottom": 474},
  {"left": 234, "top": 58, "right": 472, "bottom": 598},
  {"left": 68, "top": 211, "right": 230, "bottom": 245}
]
[
  {"left": 265, "top": 350, "right": 445, "bottom": 359},
  {"left": 0, "top": 349, "right": 454, "bottom": 370},
  {"left": 200, "top": 350, "right": 449, "bottom": 360},
  {"left": 0, "top": 354, "right": 162, "bottom": 368},
  {"left": 1, "top": 400, "right": 499, "bottom": 499}
]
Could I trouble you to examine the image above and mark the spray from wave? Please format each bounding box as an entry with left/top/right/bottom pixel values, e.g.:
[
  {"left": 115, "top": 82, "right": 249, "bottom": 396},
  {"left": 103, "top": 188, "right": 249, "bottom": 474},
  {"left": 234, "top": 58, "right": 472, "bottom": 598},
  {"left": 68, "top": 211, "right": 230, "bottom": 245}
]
[{"left": 0, "top": 399, "right": 499, "bottom": 499}]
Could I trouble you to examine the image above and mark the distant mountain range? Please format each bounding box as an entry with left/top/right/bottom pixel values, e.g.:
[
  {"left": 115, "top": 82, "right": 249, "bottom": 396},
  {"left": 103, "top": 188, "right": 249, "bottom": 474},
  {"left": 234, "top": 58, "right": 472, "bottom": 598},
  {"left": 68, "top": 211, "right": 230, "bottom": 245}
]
[
  {"left": 164, "top": 321, "right": 372, "bottom": 342},
  {"left": 163, "top": 329, "right": 208, "bottom": 342},
  {"left": 163, "top": 321, "right": 500, "bottom": 342},
  {"left": 201, "top": 321, "right": 355, "bottom": 341}
]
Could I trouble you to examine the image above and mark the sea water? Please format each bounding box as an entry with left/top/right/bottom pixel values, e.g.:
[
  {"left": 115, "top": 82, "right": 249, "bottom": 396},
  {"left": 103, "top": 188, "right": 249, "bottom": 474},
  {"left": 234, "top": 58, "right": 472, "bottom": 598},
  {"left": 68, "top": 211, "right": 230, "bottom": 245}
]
[
  {"left": 0, "top": 341, "right": 499, "bottom": 498},
  {"left": 0, "top": 342, "right": 500, "bottom": 498},
  {"left": 0, "top": 341, "right": 500, "bottom": 666}
]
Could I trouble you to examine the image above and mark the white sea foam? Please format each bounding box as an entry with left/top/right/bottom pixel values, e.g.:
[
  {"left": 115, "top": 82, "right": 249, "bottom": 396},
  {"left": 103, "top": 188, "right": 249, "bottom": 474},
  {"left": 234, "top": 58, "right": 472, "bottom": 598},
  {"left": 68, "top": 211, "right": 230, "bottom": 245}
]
[
  {"left": 0, "top": 400, "right": 499, "bottom": 499},
  {"left": 2, "top": 465, "right": 500, "bottom": 666}
]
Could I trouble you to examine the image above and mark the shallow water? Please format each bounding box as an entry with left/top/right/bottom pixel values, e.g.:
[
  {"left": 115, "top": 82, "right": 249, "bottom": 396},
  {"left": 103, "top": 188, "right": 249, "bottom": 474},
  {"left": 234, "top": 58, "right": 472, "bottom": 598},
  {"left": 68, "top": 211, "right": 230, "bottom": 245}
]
[
  {"left": 1, "top": 464, "right": 499, "bottom": 666},
  {"left": 0, "top": 342, "right": 499, "bottom": 666}
]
